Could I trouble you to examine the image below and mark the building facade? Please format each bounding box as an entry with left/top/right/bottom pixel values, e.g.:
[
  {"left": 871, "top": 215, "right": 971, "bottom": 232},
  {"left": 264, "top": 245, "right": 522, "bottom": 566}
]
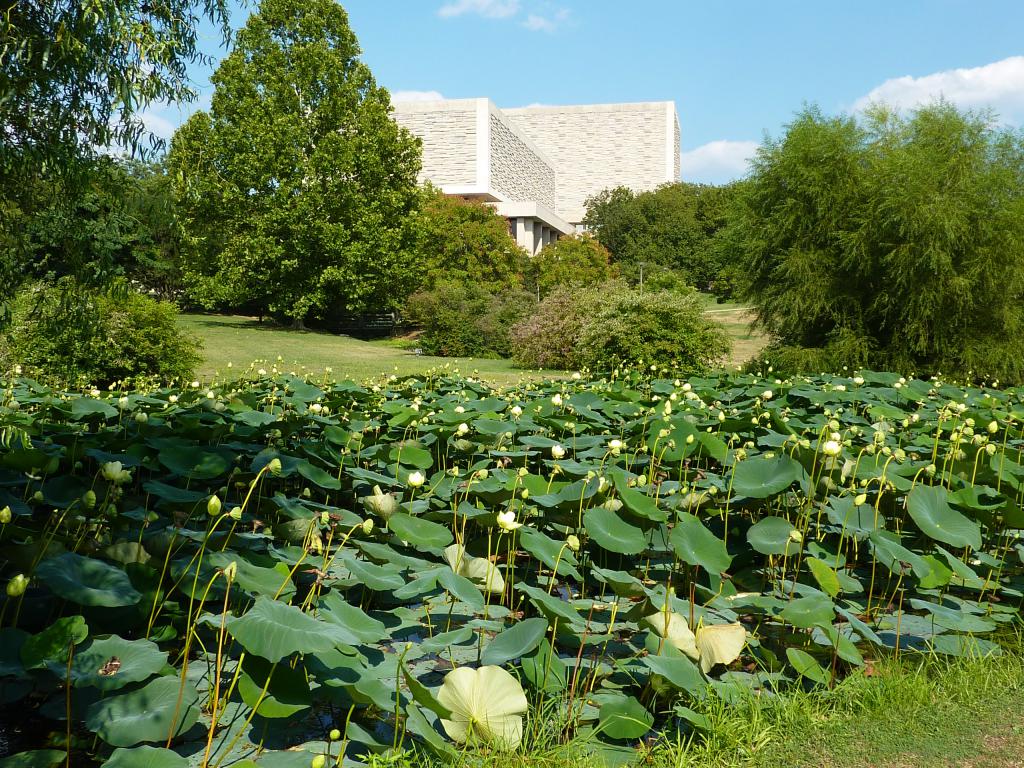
[{"left": 392, "top": 98, "right": 680, "bottom": 255}]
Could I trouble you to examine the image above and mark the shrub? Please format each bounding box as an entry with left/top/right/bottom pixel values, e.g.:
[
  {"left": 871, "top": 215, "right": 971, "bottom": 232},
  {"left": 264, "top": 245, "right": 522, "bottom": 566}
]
[
  {"left": 406, "top": 280, "right": 534, "bottom": 359},
  {"left": 510, "top": 285, "right": 605, "bottom": 369},
  {"left": 527, "top": 235, "right": 616, "bottom": 297},
  {"left": 512, "top": 282, "right": 730, "bottom": 372},
  {"left": 575, "top": 286, "right": 731, "bottom": 372},
  {"left": 0, "top": 279, "right": 202, "bottom": 386}
]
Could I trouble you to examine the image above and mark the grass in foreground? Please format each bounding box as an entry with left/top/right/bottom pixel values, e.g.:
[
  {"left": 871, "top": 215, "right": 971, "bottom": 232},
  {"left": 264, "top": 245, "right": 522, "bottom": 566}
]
[
  {"left": 393, "top": 645, "right": 1024, "bottom": 768},
  {"left": 178, "top": 313, "right": 559, "bottom": 384}
]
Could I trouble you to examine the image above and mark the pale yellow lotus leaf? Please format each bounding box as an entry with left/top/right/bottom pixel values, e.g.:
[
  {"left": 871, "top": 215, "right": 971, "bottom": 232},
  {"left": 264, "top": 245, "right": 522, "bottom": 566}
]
[
  {"left": 443, "top": 544, "right": 505, "bottom": 594},
  {"left": 695, "top": 622, "right": 747, "bottom": 673},
  {"left": 437, "top": 665, "right": 529, "bottom": 748},
  {"left": 640, "top": 609, "right": 698, "bottom": 660}
]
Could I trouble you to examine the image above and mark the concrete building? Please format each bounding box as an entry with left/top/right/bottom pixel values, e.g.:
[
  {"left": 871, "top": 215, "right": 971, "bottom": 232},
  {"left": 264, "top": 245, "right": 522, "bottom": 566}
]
[{"left": 392, "top": 98, "right": 680, "bottom": 255}]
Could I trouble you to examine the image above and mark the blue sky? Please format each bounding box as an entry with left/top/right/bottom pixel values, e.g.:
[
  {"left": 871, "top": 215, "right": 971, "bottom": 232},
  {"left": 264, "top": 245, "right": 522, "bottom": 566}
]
[{"left": 151, "top": 0, "right": 1024, "bottom": 184}]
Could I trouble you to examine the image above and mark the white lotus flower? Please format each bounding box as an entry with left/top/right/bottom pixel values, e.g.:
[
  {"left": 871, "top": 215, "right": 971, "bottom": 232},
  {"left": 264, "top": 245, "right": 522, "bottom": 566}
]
[
  {"left": 496, "top": 511, "right": 522, "bottom": 532},
  {"left": 437, "top": 665, "right": 528, "bottom": 748},
  {"left": 407, "top": 471, "right": 426, "bottom": 488},
  {"left": 551, "top": 444, "right": 566, "bottom": 460},
  {"left": 642, "top": 609, "right": 747, "bottom": 673},
  {"left": 822, "top": 440, "right": 842, "bottom": 457},
  {"left": 444, "top": 544, "right": 505, "bottom": 594},
  {"left": 101, "top": 461, "right": 132, "bottom": 485}
]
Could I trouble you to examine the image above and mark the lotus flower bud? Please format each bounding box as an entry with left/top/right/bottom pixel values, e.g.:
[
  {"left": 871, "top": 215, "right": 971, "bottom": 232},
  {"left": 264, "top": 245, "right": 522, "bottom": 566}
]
[
  {"left": 329, "top": 729, "right": 342, "bottom": 741},
  {"left": 566, "top": 535, "right": 581, "bottom": 552},
  {"left": 0, "top": 506, "right": 9, "bottom": 524},
  {"left": 222, "top": 561, "right": 237, "bottom": 582},
  {"left": 311, "top": 756, "right": 326, "bottom": 768},
  {"left": 207, "top": 495, "right": 222, "bottom": 517},
  {"left": 6, "top": 573, "right": 28, "bottom": 597}
]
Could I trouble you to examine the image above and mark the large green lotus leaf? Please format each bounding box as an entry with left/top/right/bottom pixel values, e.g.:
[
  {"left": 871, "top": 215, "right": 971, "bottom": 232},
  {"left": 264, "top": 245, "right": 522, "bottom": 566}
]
[
  {"left": 520, "top": 641, "right": 568, "bottom": 693},
  {"left": 806, "top": 558, "right": 841, "bottom": 597},
  {"left": 597, "top": 695, "right": 654, "bottom": 740},
  {"left": 205, "top": 552, "right": 295, "bottom": 600},
  {"left": 481, "top": 618, "right": 548, "bottom": 666},
  {"left": 295, "top": 459, "right": 342, "bottom": 490},
  {"left": 437, "top": 569, "right": 486, "bottom": 612},
  {"left": 518, "top": 527, "right": 581, "bottom": 579},
  {"left": 583, "top": 507, "right": 646, "bottom": 554},
  {"left": 35, "top": 553, "right": 141, "bottom": 607},
  {"left": 336, "top": 552, "right": 405, "bottom": 592},
  {"left": 590, "top": 567, "right": 645, "bottom": 598},
  {"left": 517, "top": 584, "right": 584, "bottom": 629},
  {"left": 418, "top": 626, "right": 475, "bottom": 653},
  {"left": 929, "top": 634, "right": 1002, "bottom": 657},
  {"left": 825, "top": 496, "right": 886, "bottom": 537},
  {"left": 909, "top": 600, "right": 997, "bottom": 633},
  {"left": 49, "top": 634, "right": 167, "bottom": 691},
  {"left": 786, "top": 648, "right": 830, "bottom": 685},
  {"left": 670, "top": 513, "right": 732, "bottom": 574},
  {"left": 780, "top": 595, "right": 834, "bottom": 629},
  {"left": 613, "top": 481, "right": 667, "bottom": 522},
  {"left": 158, "top": 444, "right": 230, "bottom": 480},
  {"left": 868, "top": 530, "right": 934, "bottom": 579},
  {"left": 388, "top": 444, "right": 434, "bottom": 469},
  {"left": 0, "top": 751, "right": 65, "bottom": 768},
  {"left": 402, "top": 667, "right": 453, "bottom": 722},
  {"left": 70, "top": 397, "right": 118, "bottom": 420},
  {"left": 731, "top": 455, "right": 805, "bottom": 498},
  {"left": 85, "top": 676, "right": 200, "bottom": 747},
  {"left": 142, "top": 480, "right": 206, "bottom": 504},
  {"left": 906, "top": 485, "right": 982, "bottom": 550},
  {"left": 746, "top": 517, "right": 800, "bottom": 556},
  {"left": 404, "top": 702, "right": 459, "bottom": 759},
  {"left": 226, "top": 596, "right": 353, "bottom": 662},
  {"left": 642, "top": 654, "right": 705, "bottom": 696},
  {"left": 238, "top": 656, "right": 312, "bottom": 718},
  {"left": 101, "top": 746, "right": 188, "bottom": 768},
  {"left": 388, "top": 513, "right": 453, "bottom": 550},
  {"left": 317, "top": 591, "right": 389, "bottom": 644},
  {"left": 21, "top": 615, "right": 89, "bottom": 669}
]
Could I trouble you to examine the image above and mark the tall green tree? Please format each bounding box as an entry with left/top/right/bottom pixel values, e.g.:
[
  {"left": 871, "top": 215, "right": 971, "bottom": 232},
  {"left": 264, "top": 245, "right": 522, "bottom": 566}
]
[
  {"left": 727, "top": 102, "right": 1024, "bottom": 382},
  {"left": 171, "top": 0, "right": 422, "bottom": 325},
  {"left": 582, "top": 182, "right": 739, "bottom": 291},
  {"left": 1, "top": 0, "right": 231, "bottom": 294}
]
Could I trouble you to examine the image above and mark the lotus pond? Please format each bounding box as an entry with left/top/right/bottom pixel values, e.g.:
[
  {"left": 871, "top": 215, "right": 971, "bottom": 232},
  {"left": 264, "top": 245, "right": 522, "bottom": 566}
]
[{"left": 0, "top": 369, "right": 1023, "bottom": 767}]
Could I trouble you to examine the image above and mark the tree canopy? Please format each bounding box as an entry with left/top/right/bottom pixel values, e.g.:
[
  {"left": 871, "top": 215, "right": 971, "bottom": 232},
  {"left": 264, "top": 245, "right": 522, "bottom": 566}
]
[
  {"left": 582, "top": 182, "right": 738, "bottom": 291},
  {"left": 170, "top": 0, "right": 422, "bottom": 324},
  {"left": 726, "top": 102, "right": 1024, "bottom": 382}
]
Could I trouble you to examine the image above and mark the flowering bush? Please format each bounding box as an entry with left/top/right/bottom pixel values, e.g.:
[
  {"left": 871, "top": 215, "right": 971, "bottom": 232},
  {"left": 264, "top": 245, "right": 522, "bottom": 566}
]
[
  {"left": 512, "top": 282, "right": 730, "bottom": 372},
  {"left": 0, "top": 278, "right": 201, "bottom": 386}
]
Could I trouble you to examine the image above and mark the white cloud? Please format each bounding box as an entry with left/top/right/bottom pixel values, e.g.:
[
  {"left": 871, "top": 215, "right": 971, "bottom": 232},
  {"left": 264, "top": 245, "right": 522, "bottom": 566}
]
[
  {"left": 523, "top": 9, "right": 569, "bottom": 32},
  {"left": 391, "top": 90, "right": 446, "bottom": 103},
  {"left": 438, "top": 0, "right": 520, "bottom": 19},
  {"left": 680, "top": 140, "right": 758, "bottom": 184},
  {"left": 138, "top": 109, "right": 176, "bottom": 141},
  {"left": 853, "top": 56, "right": 1024, "bottom": 123}
]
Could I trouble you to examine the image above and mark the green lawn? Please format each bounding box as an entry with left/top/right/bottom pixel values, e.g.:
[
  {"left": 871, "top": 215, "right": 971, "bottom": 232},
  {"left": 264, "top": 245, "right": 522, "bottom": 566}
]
[
  {"left": 180, "top": 304, "right": 768, "bottom": 384},
  {"left": 178, "top": 313, "right": 554, "bottom": 384}
]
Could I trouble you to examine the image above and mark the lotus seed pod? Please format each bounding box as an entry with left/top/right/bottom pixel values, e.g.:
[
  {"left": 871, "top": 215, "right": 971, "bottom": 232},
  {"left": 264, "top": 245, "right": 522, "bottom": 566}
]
[
  {"left": 223, "top": 561, "right": 238, "bottom": 582},
  {"left": 229, "top": 506, "right": 242, "bottom": 521},
  {"left": 6, "top": 573, "right": 28, "bottom": 597},
  {"left": 361, "top": 518, "right": 374, "bottom": 535},
  {"left": 267, "top": 458, "right": 283, "bottom": 475},
  {"left": 566, "top": 534, "right": 581, "bottom": 552}
]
